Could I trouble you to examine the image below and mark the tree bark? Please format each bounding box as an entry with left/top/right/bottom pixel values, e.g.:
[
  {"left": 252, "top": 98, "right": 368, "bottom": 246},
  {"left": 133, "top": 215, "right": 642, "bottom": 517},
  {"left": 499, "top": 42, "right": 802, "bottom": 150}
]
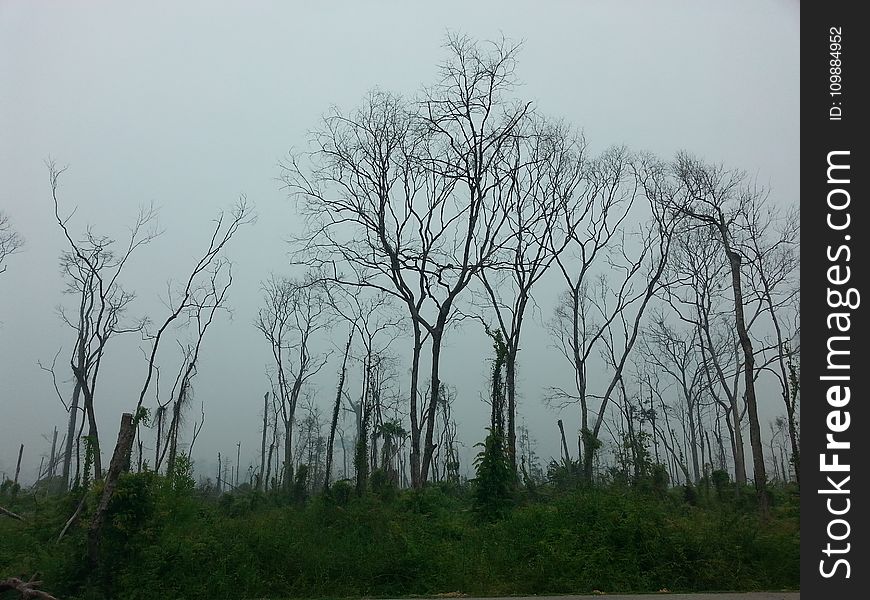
[
  {"left": 723, "top": 236, "right": 768, "bottom": 512},
  {"left": 420, "top": 330, "right": 444, "bottom": 483},
  {"left": 0, "top": 577, "right": 59, "bottom": 600},
  {"left": 87, "top": 412, "right": 135, "bottom": 568},
  {"left": 259, "top": 392, "right": 269, "bottom": 491},
  {"left": 13, "top": 443, "right": 23, "bottom": 487},
  {"left": 505, "top": 348, "right": 518, "bottom": 473},
  {"left": 408, "top": 324, "right": 423, "bottom": 489},
  {"left": 324, "top": 331, "right": 352, "bottom": 489},
  {"left": 62, "top": 379, "right": 82, "bottom": 489}
]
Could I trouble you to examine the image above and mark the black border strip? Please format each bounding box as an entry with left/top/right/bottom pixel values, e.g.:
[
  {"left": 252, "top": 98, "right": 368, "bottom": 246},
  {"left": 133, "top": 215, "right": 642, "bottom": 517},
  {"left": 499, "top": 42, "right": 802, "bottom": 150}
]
[{"left": 801, "top": 3, "right": 867, "bottom": 597}]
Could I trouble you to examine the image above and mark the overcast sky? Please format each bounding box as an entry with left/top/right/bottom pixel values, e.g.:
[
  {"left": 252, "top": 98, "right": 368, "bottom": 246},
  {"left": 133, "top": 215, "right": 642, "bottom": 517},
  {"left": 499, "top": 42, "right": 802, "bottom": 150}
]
[{"left": 0, "top": 1, "right": 799, "bottom": 483}]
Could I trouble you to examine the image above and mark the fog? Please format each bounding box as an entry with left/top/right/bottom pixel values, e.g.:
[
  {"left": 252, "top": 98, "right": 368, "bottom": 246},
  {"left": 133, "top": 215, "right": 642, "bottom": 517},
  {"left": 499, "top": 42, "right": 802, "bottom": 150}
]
[{"left": 0, "top": 1, "right": 799, "bottom": 484}]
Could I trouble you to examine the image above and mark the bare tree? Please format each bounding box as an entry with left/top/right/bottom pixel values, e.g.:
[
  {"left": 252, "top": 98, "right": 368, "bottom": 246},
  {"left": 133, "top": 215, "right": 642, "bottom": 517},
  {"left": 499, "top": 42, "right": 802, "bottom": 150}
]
[
  {"left": 0, "top": 210, "right": 24, "bottom": 275},
  {"left": 548, "top": 151, "right": 680, "bottom": 483},
  {"left": 639, "top": 318, "right": 705, "bottom": 483},
  {"left": 670, "top": 153, "right": 771, "bottom": 511},
  {"left": 133, "top": 199, "right": 251, "bottom": 420},
  {"left": 155, "top": 258, "right": 234, "bottom": 476},
  {"left": 744, "top": 203, "right": 800, "bottom": 485},
  {"left": 663, "top": 222, "right": 748, "bottom": 486},
  {"left": 284, "top": 35, "right": 532, "bottom": 486},
  {"left": 255, "top": 273, "right": 331, "bottom": 493},
  {"left": 324, "top": 327, "right": 353, "bottom": 489},
  {"left": 474, "top": 118, "right": 585, "bottom": 473},
  {"left": 50, "top": 162, "right": 158, "bottom": 481}
]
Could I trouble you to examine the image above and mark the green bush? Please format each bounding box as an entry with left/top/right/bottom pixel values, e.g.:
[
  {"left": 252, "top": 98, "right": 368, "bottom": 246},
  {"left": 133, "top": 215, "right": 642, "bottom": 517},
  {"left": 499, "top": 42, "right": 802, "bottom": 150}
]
[{"left": 0, "top": 472, "right": 799, "bottom": 599}]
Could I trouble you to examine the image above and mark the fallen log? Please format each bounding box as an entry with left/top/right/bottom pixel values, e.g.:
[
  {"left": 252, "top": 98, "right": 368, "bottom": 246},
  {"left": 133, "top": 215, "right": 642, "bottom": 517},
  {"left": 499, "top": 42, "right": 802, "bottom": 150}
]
[
  {"left": 0, "top": 505, "right": 24, "bottom": 521},
  {"left": 0, "top": 575, "right": 60, "bottom": 599}
]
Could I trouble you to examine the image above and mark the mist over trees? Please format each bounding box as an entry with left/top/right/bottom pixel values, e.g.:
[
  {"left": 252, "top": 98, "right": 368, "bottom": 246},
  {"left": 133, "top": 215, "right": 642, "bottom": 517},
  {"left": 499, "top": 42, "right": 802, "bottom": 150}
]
[{"left": 2, "top": 34, "right": 798, "bottom": 590}]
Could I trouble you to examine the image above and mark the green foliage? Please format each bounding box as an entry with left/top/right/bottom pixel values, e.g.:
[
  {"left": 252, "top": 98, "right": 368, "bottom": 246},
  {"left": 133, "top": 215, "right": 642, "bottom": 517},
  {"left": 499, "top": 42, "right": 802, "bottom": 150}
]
[
  {"left": 370, "top": 468, "right": 397, "bottom": 503},
  {"left": 168, "top": 452, "right": 196, "bottom": 493},
  {"left": 472, "top": 429, "right": 514, "bottom": 521},
  {"left": 0, "top": 479, "right": 20, "bottom": 496},
  {"left": 0, "top": 471, "right": 799, "bottom": 599},
  {"left": 546, "top": 457, "right": 583, "bottom": 490},
  {"left": 326, "top": 478, "right": 354, "bottom": 506},
  {"left": 292, "top": 463, "right": 309, "bottom": 504}
]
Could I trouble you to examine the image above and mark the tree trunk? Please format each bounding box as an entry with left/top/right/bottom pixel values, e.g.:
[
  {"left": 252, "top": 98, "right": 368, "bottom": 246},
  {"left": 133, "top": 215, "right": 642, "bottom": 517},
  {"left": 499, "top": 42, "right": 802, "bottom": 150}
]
[
  {"left": 0, "top": 577, "right": 59, "bottom": 600},
  {"left": 557, "top": 419, "right": 571, "bottom": 462},
  {"left": 254, "top": 392, "right": 266, "bottom": 490},
  {"left": 324, "top": 332, "right": 352, "bottom": 490},
  {"left": 83, "top": 391, "right": 102, "bottom": 480},
  {"left": 48, "top": 427, "right": 58, "bottom": 482},
  {"left": 408, "top": 324, "right": 423, "bottom": 489},
  {"left": 505, "top": 348, "right": 518, "bottom": 473},
  {"left": 729, "top": 393, "right": 747, "bottom": 486},
  {"left": 420, "top": 331, "right": 443, "bottom": 483},
  {"left": 687, "top": 398, "right": 700, "bottom": 484},
  {"left": 62, "top": 345, "right": 86, "bottom": 490},
  {"left": 283, "top": 420, "right": 293, "bottom": 493},
  {"left": 13, "top": 444, "right": 23, "bottom": 487},
  {"left": 87, "top": 413, "right": 135, "bottom": 568},
  {"left": 725, "top": 243, "right": 768, "bottom": 512},
  {"left": 786, "top": 404, "right": 800, "bottom": 486}
]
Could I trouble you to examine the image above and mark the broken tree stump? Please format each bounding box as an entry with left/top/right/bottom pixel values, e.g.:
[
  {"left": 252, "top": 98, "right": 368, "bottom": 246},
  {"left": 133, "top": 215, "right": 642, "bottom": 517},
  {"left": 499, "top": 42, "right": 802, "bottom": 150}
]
[{"left": 86, "top": 412, "right": 135, "bottom": 567}]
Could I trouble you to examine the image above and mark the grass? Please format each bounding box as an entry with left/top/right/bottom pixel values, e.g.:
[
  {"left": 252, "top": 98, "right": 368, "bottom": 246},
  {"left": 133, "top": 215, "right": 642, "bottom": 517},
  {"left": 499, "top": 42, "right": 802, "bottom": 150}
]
[{"left": 0, "top": 475, "right": 799, "bottom": 600}]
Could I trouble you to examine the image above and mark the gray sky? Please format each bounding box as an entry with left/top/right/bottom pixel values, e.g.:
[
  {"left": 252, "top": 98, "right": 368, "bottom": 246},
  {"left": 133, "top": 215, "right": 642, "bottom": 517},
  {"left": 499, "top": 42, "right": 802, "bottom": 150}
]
[{"left": 0, "top": 1, "right": 799, "bottom": 483}]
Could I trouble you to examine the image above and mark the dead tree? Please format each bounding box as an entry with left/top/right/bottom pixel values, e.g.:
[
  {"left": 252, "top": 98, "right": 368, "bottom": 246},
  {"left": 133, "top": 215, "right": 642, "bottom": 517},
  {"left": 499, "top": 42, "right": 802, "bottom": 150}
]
[
  {"left": 87, "top": 412, "right": 135, "bottom": 567},
  {"left": 547, "top": 151, "right": 680, "bottom": 484},
  {"left": 0, "top": 210, "right": 24, "bottom": 275},
  {"left": 255, "top": 273, "right": 331, "bottom": 493},
  {"left": 639, "top": 319, "right": 705, "bottom": 483},
  {"left": 324, "top": 328, "right": 354, "bottom": 489},
  {"left": 283, "top": 34, "right": 531, "bottom": 486},
  {"left": 744, "top": 203, "right": 800, "bottom": 484},
  {"left": 50, "top": 162, "right": 157, "bottom": 482},
  {"left": 132, "top": 199, "right": 252, "bottom": 465},
  {"left": 155, "top": 259, "right": 234, "bottom": 476},
  {"left": 326, "top": 286, "right": 402, "bottom": 487},
  {"left": 663, "top": 222, "right": 748, "bottom": 486},
  {"left": 0, "top": 576, "right": 59, "bottom": 600},
  {"left": 0, "top": 505, "right": 24, "bottom": 521},
  {"left": 474, "top": 118, "right": 585, "bottom": 473},
  {"left": 670, "top": 153, "right": 771, "bottom": 511},
  {"left": 13, "top": 444, "right": 23, "bottom": 487}
]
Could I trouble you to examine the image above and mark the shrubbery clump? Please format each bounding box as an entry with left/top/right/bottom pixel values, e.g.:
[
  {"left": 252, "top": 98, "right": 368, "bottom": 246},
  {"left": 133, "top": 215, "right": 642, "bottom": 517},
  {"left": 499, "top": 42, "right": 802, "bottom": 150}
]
[{"left": 0, "top": 471, "right": 798, "bottom": 599}]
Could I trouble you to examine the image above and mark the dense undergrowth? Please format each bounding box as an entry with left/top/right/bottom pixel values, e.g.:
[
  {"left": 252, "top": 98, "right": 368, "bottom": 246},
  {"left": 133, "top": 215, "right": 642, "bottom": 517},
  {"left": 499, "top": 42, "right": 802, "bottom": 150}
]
[{"left": 0, "top": 473, "right": 799, "bottom": 600}]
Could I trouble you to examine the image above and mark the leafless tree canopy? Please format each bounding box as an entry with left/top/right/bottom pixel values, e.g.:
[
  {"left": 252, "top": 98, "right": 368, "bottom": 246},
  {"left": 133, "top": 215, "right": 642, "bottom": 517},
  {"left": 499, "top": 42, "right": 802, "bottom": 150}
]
[{"left": 0, "top": 210, "right": 25, "bottom": 275}]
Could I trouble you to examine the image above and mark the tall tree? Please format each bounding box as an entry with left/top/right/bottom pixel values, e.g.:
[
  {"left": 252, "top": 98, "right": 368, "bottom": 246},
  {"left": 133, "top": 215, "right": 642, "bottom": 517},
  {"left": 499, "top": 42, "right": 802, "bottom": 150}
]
[
  {"left": 255, "top": 273, "right": 331, "bottom": 492},
  {"left": 670, "top": 153, "right": 770, "bottom": 511},
  {"left": 475, "top": 118, "right": 585, "bottom": 473},
  {"left": 663, "top": 223, "right": 748, "bottom": 485},
  {"left": 50, "top": 163, "right": 157, "bottom": 481},
  {"left": 744, "top": 204, "right": 800, "bottom": 485},
  {"left": 283, "top": 34, "right": 532, "bottom": 486},
  {"left": 548, "top": 151, "right": 680, "bottom": 483}
]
